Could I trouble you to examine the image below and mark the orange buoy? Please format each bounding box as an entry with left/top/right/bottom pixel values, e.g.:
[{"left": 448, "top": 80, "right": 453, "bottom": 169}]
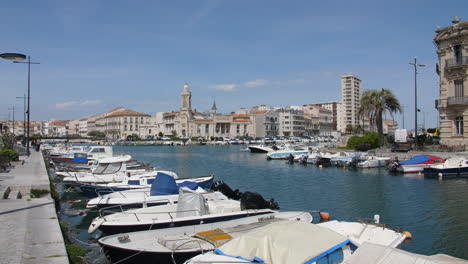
[
  {"left": 403, "top": 231, "right": 412, "bottom": 239},
  {"left": 319, "top": 212, "right": 331, "bottom": 221}
]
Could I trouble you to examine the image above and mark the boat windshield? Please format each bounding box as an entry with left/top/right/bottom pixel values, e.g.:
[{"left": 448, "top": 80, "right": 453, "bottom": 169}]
[{"left": 93, "top": 162, "right": 122, "bottom": 174}]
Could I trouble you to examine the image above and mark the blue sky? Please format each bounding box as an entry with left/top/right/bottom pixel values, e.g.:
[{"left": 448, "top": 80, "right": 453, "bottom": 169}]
[{"left": 1, "top": 0, "right": 466, "bottom": 128}]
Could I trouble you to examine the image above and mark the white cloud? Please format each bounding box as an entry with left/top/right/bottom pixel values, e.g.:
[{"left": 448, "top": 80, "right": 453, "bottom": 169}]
[
  {"left": 209, "top": 84, "right": 237, "bottom": 91},
  {"left": 55, "top": 99, "right": 101, "bottom": 109},
  {"left": 244, "top": 79, "right": 269, "bottom": 88}
]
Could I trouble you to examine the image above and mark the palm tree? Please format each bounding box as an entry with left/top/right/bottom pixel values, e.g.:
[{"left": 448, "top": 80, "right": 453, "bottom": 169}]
[{"left": 359, "top": 88, "right": 401, "bottom": 147}]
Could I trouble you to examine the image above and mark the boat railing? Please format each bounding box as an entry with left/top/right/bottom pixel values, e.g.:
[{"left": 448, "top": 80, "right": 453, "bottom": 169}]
[
  {"left": 101, "top": 208, "right": 204, "bottom": 222},
  {"left": 98, "top": 198, "right": 175, "bottom": 217}
]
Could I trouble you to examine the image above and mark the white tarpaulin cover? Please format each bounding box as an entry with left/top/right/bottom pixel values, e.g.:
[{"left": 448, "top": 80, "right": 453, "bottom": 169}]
[
  {"left": 215, "top": 220, "right": 349, "bottom": 264},
  {"left": 343, "top": 242, "right": 468, "bottom": 264},
  {"left": 176, "top": 188, "right": 208, "bottom": 218}
]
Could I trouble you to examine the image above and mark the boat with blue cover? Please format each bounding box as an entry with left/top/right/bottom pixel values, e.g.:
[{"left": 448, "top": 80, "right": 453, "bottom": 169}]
[
  {"left": 389, "top": 155, "right": 444, "bottom": 173},
  {"left": 78, "top": 171, "right": 214, "bottom": 198},
  {"left": 86, "top": 172, "right": 216, "bottom": 207}
]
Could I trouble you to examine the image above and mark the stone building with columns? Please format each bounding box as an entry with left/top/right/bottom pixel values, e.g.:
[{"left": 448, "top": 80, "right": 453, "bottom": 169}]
[
  {"left": 154, "top": 83, "right": 256, "bottom": 139},
  {"left": 434, "top": 17, "right": 468, "bottom": 145}
]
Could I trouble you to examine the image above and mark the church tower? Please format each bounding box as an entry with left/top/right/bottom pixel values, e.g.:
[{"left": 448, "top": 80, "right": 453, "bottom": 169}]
[
  {"left": 211, "top": 97, "right": 217, "bottom": 115},
  {"left": 179, "top": 82, "right": 192, "bottom": 137},
  {"left": 180, "top": 82, "right": 192, "bottom": 111}
]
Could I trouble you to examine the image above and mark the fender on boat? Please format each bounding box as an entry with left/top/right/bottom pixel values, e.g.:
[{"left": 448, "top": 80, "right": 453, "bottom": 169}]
[{"left": 88, "top": 217, "right": 105, "bottom": 234}]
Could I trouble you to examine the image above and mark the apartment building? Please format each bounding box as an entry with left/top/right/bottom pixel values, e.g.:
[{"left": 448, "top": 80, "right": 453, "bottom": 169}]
[
  {"left": 338, "top": 75, "right": 362, "bottom": 132},
  {"left": 278, "top": 107, "right": 305, "bottom": 137},
  {"left": 434, "top": 17, "right": 468, "bottom": 145}
]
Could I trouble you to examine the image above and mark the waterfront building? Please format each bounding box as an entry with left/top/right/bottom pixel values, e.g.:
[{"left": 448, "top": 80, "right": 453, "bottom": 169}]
[
  {"left": 434, "top": 16, "right": 468, "bottom": 146},
  {"left": 66, "top": 119, "right": 81, "bottom": 136},
  {"left": 153, "top": 83, "right": 257, "bottom": 139},
  {"left": 383, "top": 119, "right": 398, "bottom": 135},
  {"left": 303, "top": 105, "right": 333, "bottom": 136},
  {"left": 338, "top": 75, "right": 362, "bottom": 133},
  {"left": 250, "top": 109, "right": 279, "bottom": 137},
  {"left": 307, "top": 101, "right": 340, "bottom": 131},
  {"left": 43, "top": 120, "right": 68, "bottom": 137},
  {"left": 277, "top": 107, "right": 305, "bottom": 137}
]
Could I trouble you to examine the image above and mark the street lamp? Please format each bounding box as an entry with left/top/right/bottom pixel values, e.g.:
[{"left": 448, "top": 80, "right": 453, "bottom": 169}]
[
  {"left": 409, "top": 58, "right": 425, "bottom": 149},
  {"left": 16, "top": 95, "right": 27, "bottom": 139}
]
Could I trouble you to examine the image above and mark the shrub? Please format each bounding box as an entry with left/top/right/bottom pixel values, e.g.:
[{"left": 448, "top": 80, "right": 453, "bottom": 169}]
[
  {"left": 30, "top": 189, "right": 50, "bottom": 198},
  {"left": 346, "top": 132, "right": 380, "bottom": 150},
  {"left": 0, "top": 148, "right": 19, "bottom": 161},
  {"left": 65, "top": 244, "right": 86, "bottom": 264}
]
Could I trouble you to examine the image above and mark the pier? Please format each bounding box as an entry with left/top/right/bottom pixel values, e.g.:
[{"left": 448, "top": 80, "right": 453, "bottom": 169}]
[{"left": 0, "top": 151, "right": 68, "bottom": 264}]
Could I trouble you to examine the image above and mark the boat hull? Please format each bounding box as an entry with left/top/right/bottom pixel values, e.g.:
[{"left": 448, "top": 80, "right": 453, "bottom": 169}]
[
  {"left": 100, "top": 244, "right": 197, "bottom": 264},
  {"left": 424, "top": 167, "right": 468, "bottom": 178},
  {"left": 98, "top": 211, "right": 272, "bottom": 235}
]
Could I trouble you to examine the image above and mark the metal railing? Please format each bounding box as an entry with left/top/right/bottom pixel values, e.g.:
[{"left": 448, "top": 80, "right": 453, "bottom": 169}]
[
  {"left": 446, "top": 56, "right": 468, "bottom": 68},
  {"left": 447, "top": 96, "right": 468, "bottom": 106}
]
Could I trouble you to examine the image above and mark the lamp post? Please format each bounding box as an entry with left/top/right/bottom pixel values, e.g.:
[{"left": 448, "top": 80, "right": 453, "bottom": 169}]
[
  {"left": 409, "top": 58, "right": 425, "bottom": 149},
  {"left": 16, "top": 95, "right": 27, "bottom": 139},
  {"left": 12, "top": 56, "right": 40, "bottom": 156}
]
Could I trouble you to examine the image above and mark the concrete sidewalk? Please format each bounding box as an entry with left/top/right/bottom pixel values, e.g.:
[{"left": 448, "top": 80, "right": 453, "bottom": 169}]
[{"left": 0, "top": 151, "right": 69, "bottom": 264}]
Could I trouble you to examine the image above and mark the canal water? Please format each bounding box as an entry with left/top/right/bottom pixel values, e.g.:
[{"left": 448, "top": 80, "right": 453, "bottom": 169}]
[{"left": 57, "top": 145, "right": 468, "bottom": 261}]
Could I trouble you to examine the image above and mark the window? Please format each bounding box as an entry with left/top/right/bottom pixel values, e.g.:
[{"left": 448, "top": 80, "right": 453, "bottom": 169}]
[
  {"left": 244, "top": 125, "right": 247, "bottom": 135},
  {"left": 130, "top": 125, "right": 133, "bottom": 131},
  {"left": 236, "top": 125, "right": 240, "bottom": 134},
  {"left": 141, "top": 117, "right": 144, "bottom": 123},
  {"left": 456, "top": 116, "right": 464, "bottom": 135},
  {"left": 124, "top": 124, "right": 127, "bottom": 131},
  {"left": 455, "top": 80, "right": 464, "bottom": 97},
  {"left": 454, "top": 44, "right": 462, "bottom": 64},
  {"left": 124, "top": 117, "right": 127, "bottom": 123},
  {"left": 149, "top": 129, "right": 152, "bottom": 134},
  {"left": 197, "top": 124, "right": 201, "bottom": 135},
  {"left": 205, "top": 124, "right": 209, "bottom": 134}
]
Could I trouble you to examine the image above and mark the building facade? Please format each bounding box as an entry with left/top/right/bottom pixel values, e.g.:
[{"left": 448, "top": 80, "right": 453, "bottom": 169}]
[
  {"left": 277, "top": 107, "right": 305, "bottom": 137},
  {"left": 307, "top": 101, "right": 340, "bottom": 131},
  {"left": 338, "top": 75, "right": 362, "bottom": 133},
  {"left": 435, "top": 17, "right": 468, "bottom": 146}
]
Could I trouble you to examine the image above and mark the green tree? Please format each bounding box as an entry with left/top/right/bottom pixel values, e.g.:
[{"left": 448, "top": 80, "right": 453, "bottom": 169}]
[
  {"left": 87, "top": 131, "right": 106, "bottom": 138},
  {"left": 359, "top": 89, "right": 401, "bottom": 147},
  {"left": 158, "top": 131, "right": 164, "bottom": 137}
]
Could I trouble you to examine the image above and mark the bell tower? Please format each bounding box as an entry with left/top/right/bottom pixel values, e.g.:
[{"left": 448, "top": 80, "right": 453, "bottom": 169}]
[{"left": 181, "top": 82, "right": 192, "bottom": 111}]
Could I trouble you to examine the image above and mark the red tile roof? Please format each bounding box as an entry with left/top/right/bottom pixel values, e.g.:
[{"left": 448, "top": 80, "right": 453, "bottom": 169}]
[{"left": 232, "top": 114, "right": 250, "bottom": 118}]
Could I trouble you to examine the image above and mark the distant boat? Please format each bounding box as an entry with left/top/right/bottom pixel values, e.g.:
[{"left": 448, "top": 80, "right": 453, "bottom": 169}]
[
  {"left": 423, "top": 157, "right": 468, "bottom": 178},
  {"left": 389, "top": 155, "right": 444, "bottom": 173},
  {"left": 266, "top": 146, "right": 310, "bottom": 160},
  {"left": 247, "top": 145, "right": 275, "bottom": 153},
  {"left": 357, "top": 156, "right": 391, "bottom": 168}
]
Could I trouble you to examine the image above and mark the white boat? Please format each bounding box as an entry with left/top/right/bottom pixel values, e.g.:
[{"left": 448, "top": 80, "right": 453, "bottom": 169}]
[
  {"left": 88, "top": 189, "right": 282, "bottom": 235},
  {"left": 62, "top": 155, "right": 156, "bottom": 184},
  {"left": 423, "top": 157, "right": 468, "bottom": 178},
  {"left": 343, "top": 242, "right": 468, "bottom": 264},
  {"left": 185, "top": 217, "right": 407, "bottom": 264},
  {"left": 97, "top": 212, "right": 312, "bottom": 264},
  {"left": 185, "top": 221, "right": 357, "bottom": 264},
  {"left": 247, "top": 145, "right": 275, "bottom": 153},
  {"left": 85, "top": 172, "right": 214, "bottom": 205},
  {"left": 48, "top": 145, "right": 113, "bottom": 164},
  {"left": 357, "top": 156, "right": 391, "bottom": 168},
  {"left": 266, "top": 146, "right": 310, "bottom": 160}
]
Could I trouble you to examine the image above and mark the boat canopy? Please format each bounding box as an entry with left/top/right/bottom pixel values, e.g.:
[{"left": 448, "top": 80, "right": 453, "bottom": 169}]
[
  {"left": 343, "top": 242, "right": 468, "bottom": 264},
  {"left": 215, "top": 220, "right": 350, "bottom": 264},
  {"left": 150, "top": 172, "right": 178, "bottom": 196},
  {"left": 176, "top": 189, "right": 208, "bottom": 218},
  {"left": 399, "top": 155, "right": 443, "bottom": 165}
]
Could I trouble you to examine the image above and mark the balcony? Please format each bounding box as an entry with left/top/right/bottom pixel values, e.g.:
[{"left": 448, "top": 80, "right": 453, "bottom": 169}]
[
  {"left": 447, "top": 96, "right": 468, "bottom": 106},
  {"left": 446, "top": 57, "right": 468, "bottom": 68}
]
